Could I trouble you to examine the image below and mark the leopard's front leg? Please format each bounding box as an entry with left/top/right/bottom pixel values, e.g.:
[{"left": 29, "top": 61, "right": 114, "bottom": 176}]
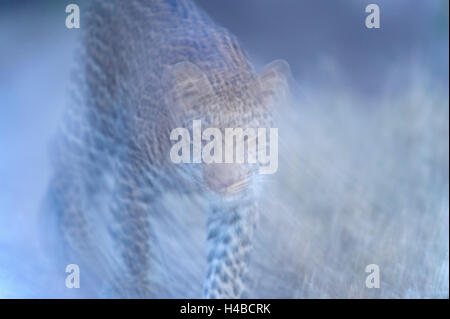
[{"left": 202, "top": 163, "right": 258, "bottom": 299}]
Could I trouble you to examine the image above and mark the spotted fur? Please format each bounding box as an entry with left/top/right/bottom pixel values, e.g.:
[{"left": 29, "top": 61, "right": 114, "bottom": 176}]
[{"left": 46, "top": 0, "right": 290, "bottom": 298}]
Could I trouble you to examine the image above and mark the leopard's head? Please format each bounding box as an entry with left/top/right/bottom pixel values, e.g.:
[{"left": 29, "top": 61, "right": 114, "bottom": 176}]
[{"left": 165, "top": 60, "right": 291, "bottom": 195}]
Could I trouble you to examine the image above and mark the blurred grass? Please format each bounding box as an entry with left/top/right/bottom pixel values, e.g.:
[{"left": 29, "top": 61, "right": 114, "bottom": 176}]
[{"left": 248, "top": 64, "right": 449, "bottom": 298}]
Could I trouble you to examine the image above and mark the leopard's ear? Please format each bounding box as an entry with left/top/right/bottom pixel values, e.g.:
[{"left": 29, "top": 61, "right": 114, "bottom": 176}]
[
  {"left": 164, "top": 61, "right": 214, "bottom": 116},
  {"left": 255, "top": 59, "right": 291, "bottom": 109}
]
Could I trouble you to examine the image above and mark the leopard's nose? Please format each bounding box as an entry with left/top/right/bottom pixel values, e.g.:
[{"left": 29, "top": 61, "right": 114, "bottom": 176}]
[{"left": 202, "top": 163, "right": 252, "bottom": 195}]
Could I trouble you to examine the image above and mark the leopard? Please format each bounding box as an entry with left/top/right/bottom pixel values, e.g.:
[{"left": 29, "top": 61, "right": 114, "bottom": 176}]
[{"left": 45, "top": 0, "right": 290, "bottom": 298}]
